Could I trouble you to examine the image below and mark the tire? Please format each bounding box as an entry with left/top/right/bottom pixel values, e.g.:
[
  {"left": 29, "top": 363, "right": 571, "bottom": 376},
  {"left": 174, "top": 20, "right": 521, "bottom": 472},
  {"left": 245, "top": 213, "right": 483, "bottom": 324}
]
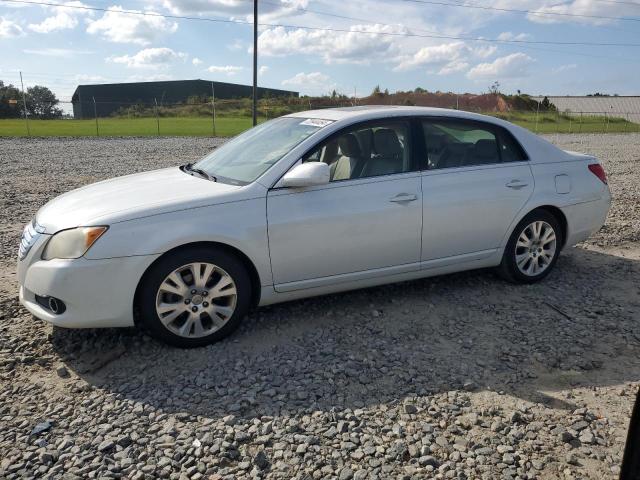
[
  {"left": 498, "top": 209, "right": 563, "bottom": 284},
  {"left": 137, "top": 246, "right": 251, "bottom": 348}
]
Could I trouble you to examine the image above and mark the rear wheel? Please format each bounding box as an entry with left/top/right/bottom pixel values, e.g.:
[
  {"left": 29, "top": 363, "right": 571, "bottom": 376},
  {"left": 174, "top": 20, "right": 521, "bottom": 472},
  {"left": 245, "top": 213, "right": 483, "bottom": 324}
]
[
  {"left": 138, "top": 247, "right": 251, "bottom": 347},
  {"left": 498, "top": 209, "right": 563, "bottom": 284}
]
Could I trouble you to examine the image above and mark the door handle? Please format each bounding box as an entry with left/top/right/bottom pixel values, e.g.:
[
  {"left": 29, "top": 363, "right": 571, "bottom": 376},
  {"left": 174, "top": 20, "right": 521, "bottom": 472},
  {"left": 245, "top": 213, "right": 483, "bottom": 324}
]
[
  {"left": 505, "top": 180, "right": 529, "bottom": 190},
  {"left": 389, "top": 193, "right": 418, "bottom": 203}
]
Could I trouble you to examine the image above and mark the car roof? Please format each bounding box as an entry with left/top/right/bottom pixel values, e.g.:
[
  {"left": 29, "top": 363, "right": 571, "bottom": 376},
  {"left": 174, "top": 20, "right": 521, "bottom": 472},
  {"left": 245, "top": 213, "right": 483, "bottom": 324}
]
[{"left": 285, "top": 105, "right": 510, "bottom": 126}]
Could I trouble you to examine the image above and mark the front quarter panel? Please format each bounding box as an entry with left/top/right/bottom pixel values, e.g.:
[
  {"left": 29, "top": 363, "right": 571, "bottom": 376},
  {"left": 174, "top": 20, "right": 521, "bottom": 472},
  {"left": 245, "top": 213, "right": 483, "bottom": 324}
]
[{"left": 85, "top": 196, "right": 272, "bottom": 286}]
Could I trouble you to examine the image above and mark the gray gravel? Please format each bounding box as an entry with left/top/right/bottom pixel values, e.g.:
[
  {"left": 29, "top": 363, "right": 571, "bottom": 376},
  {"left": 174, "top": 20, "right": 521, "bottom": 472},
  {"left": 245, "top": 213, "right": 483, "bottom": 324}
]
[{"left": 1, "top": 134, "right": 639, "bottom": 479}]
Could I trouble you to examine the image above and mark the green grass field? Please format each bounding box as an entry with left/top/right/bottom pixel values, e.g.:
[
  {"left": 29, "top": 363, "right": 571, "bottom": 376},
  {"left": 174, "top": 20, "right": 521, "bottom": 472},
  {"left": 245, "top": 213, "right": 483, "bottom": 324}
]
[
  {"left": 0, "top": 116, "right": 259, "bottom": 137},
  {"left": 490, "top": 111, "right": 640, "bottom": 134},
  {"left": 0, "top": 112, "right": 638, "bottom": 137}
]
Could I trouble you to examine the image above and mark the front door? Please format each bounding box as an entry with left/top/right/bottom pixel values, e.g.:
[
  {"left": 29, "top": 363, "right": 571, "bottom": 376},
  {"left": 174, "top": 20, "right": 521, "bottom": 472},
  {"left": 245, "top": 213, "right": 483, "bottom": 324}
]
[{"left": 267, "top": 119, "right": 423, "bottom": 291}]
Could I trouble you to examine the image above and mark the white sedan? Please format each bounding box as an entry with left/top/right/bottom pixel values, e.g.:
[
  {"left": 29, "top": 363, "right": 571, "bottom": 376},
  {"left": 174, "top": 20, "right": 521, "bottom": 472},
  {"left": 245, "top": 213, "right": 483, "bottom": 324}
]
[{"left": 18, "top": 106, "right": 611, "bottom": 347}]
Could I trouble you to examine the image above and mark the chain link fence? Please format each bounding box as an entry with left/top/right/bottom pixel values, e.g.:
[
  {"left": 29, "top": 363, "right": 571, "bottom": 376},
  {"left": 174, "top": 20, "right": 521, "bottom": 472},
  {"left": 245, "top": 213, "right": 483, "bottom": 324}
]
[{"left": 2, "top": 96, "right": 639, "bottom": 137}]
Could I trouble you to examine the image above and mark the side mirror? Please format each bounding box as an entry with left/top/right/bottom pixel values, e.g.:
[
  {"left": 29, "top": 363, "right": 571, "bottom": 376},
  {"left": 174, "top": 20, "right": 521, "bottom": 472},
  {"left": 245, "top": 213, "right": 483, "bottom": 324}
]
[{"left": 281, "top": 162, "right": 330, "bottom": 188}]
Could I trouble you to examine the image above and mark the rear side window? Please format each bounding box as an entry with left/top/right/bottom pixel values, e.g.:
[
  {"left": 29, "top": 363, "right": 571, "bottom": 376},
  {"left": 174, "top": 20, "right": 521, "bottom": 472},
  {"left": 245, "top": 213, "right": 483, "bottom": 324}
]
[
  {"left": 496, "top": 128, "right": 528, "bottom": 163},
  {"left": 422, "top": 119, "right": 526, "bottom": 169}
]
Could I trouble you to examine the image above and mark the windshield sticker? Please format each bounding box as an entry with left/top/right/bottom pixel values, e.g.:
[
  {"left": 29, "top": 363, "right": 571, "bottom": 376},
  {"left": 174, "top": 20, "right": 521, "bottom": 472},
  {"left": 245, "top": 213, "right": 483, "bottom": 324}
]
[{"left": 300, "top": 118, "right": 333, "bottom": 128}]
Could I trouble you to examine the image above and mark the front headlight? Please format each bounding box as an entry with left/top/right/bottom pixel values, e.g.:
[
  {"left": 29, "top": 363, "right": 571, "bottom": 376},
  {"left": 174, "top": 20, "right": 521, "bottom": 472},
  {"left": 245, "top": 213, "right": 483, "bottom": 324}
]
[{"left": 42, "top": 226, "right": 108, "bottom": 260}]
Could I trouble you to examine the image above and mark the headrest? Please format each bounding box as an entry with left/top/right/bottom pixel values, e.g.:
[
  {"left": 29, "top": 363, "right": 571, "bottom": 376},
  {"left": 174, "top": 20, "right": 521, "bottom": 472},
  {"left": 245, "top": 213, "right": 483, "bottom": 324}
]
[
  {"left": 373, "top": 128, "right": 402, "bottom": 156},
  {"left": 475, "top": 139, "right": 498, "bottom": 158},
  {"left": 324, "top": 140, "right": 339, "bottom": 161},
  {"left": 426, "top": 134, "right": 444, "bottom": 152},
  {"left": 338, "top": 134, "right": 361, "bottom": 157},
  {"left": 446, "top": 143, "right": 468, "bottom": 155}
]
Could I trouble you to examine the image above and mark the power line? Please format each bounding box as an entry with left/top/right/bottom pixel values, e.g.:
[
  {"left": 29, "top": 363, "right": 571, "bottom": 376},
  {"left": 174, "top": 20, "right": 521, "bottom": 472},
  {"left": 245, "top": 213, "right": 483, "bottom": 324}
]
[
  {"left": 400, "top": 0, "right": 640, "bottom": 22},
  {"left": 2, "top": 0, "right": 640, "bottom": 47},
  {"left": 592, "top": 0, "right": 640, "bottom": 5}
]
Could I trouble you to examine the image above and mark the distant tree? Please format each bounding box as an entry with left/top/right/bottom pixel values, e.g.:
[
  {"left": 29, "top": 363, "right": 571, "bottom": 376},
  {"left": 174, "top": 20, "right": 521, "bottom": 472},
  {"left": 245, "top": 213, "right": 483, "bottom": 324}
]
[
  {"left": 414, "top": 87, "right": 427, "bottom": 94},
  {"left": 331, "top": 89, "right": 337, "bottom": 99},
  {"left": 489, "top": 80, "right": 500, "bottom": 94},
  {"left": 517, "top": 89, "right": 521, "bottom": 95},
  {"left": 540, "top": 96, "right": 557, "bottom": 111},
  {"left": 371, "top": 85, "right": 382, "bottom": 96},
  {"left": 383, "top": 88, "right": 389, "bottom": 96},
  {"left": 26, "top": 85, "right": 62, "bottom": 119},
  {"left": 0, "top": 80, "right": 23, "bottom": 119}
]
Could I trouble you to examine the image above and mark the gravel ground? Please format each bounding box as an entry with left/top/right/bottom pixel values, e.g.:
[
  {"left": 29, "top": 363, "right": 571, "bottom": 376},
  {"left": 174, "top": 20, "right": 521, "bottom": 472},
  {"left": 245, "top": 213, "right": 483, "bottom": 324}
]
[{"left": 0, "top": 134, "right": 639, "bottom": 480}]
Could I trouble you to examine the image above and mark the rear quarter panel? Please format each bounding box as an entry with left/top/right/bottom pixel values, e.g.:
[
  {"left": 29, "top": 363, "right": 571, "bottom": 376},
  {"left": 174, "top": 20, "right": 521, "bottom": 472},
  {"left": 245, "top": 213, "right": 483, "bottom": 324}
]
[{"left": 507, "top": 158, "right": 610, "bottom": 248}]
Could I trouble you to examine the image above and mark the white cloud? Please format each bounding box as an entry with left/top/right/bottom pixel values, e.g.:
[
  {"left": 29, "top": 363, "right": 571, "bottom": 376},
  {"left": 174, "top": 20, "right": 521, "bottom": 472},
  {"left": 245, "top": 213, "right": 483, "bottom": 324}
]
[
  {"left": 206, "top": 65, "right": 243, "bottom": 75},
  {"left": 28, "top": 1, "right": 92, "bottom": 34},
  {"left": 395, "top": 42, "right": 467, "bottom": 71},
  {"left": 192, "top": 57, "right": 203, "bottom": 66},
  {"left": 552, "top": 63, "right": 577, "bottom": 74},
  {"left": 467, "top": 52, "right": 534, "bottom": 79},
  {"left": 525, "top": 0, "right": 639, "bottom": 24},
  {"left": 23, "top": 47, "right": 93, "bottom": 57},
  {"left": 110, "top": 47, "right": 187, "bottom": 68},
  {"left": 497, "top": 31, "right": 531, "bottom": 41},
  {"left": 127, "top": 73, "right": 173, "bottom": 82},
  {"left": 258, "top": 24, "right": 403, "bottom": 65},
  {"left": 87, "top": 6, "right": 178, "bottom": 45},
  {"left": 75, "top": 74, "right": 106, "bottom": 83},
  {"left": 258, "top": 65, "right": 269, "bottom": 76},
  {"left": 160, "top": 0, "right": 309, "bottom": 22},
  {"left": 0, "top": 17, "right": 24, "bottom": 38},
  {"left": 438, "top": 60, "right": 470, "bottom": 75},
  {"left": 282, "top": 71, "right": 334, "bottom": 95},
  {"left": 394, "top": 42, "right": 496, "bottom": 75}
]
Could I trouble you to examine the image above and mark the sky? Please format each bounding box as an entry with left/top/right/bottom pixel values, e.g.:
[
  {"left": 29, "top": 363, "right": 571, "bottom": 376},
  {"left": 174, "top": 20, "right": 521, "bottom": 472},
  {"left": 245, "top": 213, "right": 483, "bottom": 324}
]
[{"left": 0, "top": 0, "right": 639, "bottom": 107}]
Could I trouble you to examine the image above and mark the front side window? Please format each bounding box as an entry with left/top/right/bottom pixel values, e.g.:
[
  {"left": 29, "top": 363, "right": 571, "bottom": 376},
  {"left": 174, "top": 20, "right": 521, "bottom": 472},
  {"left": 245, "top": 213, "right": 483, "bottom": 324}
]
[
  {"left": 194, "top": 117, "right": 331, "bottom": 185},
  {"left": 423, "top": 120, "right": 502, "bottom": 169},
  {"left": 303, "top": 121, "right": 412, "bottom": 181}
]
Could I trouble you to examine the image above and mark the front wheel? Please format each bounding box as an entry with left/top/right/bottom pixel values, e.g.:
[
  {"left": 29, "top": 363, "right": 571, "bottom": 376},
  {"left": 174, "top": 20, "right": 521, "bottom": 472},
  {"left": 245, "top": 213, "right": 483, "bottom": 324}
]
[
  {"left": 498, "top": 210, "right": 563, "bottom": 284},
  {"left": 137, "top": 247, "right": 251, "bottom": 347}
]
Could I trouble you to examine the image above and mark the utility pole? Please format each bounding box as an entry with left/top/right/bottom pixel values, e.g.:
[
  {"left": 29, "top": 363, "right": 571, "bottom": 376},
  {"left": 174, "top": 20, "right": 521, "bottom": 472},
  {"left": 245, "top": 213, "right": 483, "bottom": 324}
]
[
  {"left": 19, "top": 71, "right": 30, "bottom": 137},
  {"left": 252, "top": 0, "right": 258, "bottom": 126},
  {"left": 211, "top": 82, "right": 216, "bottom": 137}
]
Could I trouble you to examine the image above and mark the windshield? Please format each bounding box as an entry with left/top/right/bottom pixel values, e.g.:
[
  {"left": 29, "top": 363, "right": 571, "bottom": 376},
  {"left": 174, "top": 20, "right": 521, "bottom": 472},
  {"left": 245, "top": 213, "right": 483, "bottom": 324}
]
[{"left": 194, "top": 117, "right": 332, "bottom": 185}]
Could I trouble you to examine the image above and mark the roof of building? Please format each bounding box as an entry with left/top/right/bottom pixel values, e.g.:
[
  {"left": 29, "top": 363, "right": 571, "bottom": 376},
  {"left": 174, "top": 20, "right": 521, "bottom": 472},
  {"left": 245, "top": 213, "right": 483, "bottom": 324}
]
[{"left": 72, "top": 79, "right": 297, "bottom": 101}]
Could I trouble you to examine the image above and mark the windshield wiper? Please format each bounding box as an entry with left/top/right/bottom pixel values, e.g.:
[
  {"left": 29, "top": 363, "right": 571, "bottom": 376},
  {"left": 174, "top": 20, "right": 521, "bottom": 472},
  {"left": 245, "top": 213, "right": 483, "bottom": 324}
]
[{"left": 183, "top": 163, "right": 217, "bottom": 182}]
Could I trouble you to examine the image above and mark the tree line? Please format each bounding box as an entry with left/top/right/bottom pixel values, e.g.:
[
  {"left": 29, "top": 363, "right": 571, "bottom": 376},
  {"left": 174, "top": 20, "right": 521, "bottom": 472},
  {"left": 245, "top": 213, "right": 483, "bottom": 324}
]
[{"left": 0, "top": 81, "right": 63, "bottom": 119}]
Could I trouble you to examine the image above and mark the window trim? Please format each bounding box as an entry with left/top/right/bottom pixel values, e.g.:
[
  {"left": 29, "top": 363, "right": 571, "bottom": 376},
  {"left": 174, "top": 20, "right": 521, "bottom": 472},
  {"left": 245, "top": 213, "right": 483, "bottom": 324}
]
[
  {"left": 298, "top": 116, "right": 419, "bottom": 183},
  {"left": 418, "top": 117, "right": 529, "bottom": 171}
]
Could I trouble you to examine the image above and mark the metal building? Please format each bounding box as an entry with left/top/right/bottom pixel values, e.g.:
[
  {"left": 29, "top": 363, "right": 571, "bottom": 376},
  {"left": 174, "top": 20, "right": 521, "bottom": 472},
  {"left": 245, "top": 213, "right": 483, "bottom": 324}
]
[
  {"left": 532, "top": 96, "right": 640, "bottom": 123},
  {"left": 71, "top": 79, "right": 298, "bottom": 119}
]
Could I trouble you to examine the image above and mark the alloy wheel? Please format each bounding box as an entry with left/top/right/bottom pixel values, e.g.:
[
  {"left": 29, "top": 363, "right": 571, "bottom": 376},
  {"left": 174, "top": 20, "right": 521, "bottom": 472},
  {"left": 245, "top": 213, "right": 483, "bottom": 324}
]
[
  {"left": 155, "top": 262, "right": 237, "bottom": 338},
  {"left": 515, "top": 220, "right": 557, "bottom": 276}
]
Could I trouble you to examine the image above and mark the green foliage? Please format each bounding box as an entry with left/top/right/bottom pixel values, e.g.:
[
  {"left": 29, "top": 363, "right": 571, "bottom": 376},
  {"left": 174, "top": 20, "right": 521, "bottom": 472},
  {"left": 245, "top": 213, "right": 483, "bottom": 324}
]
[
  {"left": 0, "top": 81, "right": 23, "bottom": 119},
  {"left": 25, "top": 85, "right": 63, "bottom": 119}
]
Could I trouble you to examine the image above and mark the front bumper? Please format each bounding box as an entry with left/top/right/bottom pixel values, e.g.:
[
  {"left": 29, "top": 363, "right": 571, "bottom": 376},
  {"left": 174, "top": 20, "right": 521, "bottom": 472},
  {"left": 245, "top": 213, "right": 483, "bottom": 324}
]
[{"left": 18, "top": 236, "right": 159, "bottom": 328}]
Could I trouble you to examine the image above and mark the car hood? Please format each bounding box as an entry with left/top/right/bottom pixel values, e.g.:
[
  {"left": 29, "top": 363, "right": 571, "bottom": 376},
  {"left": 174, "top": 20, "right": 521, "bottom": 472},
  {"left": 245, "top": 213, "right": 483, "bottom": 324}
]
[{"left": 36, "top": 167, "right": 244, "bottom": 232}]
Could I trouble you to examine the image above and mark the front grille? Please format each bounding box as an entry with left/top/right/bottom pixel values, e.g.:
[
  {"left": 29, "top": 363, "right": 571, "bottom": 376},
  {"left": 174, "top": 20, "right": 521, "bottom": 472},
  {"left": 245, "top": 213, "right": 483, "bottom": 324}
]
[{"left": 18, "top": 220, "right": 44, "bottom": 261}]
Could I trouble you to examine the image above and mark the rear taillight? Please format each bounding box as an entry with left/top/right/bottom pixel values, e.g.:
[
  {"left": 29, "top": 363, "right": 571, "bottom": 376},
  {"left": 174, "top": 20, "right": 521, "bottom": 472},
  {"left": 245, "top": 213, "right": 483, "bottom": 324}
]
[{"left": 588, "top": 163, "right": 608, "bottom": 184}]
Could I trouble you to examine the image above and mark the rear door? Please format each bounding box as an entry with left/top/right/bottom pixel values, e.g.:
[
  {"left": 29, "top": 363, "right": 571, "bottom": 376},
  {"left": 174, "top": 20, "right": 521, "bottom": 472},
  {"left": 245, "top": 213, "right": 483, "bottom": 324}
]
[{"left": 420, "top": 118, "right": 534, "bottom": 263}]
